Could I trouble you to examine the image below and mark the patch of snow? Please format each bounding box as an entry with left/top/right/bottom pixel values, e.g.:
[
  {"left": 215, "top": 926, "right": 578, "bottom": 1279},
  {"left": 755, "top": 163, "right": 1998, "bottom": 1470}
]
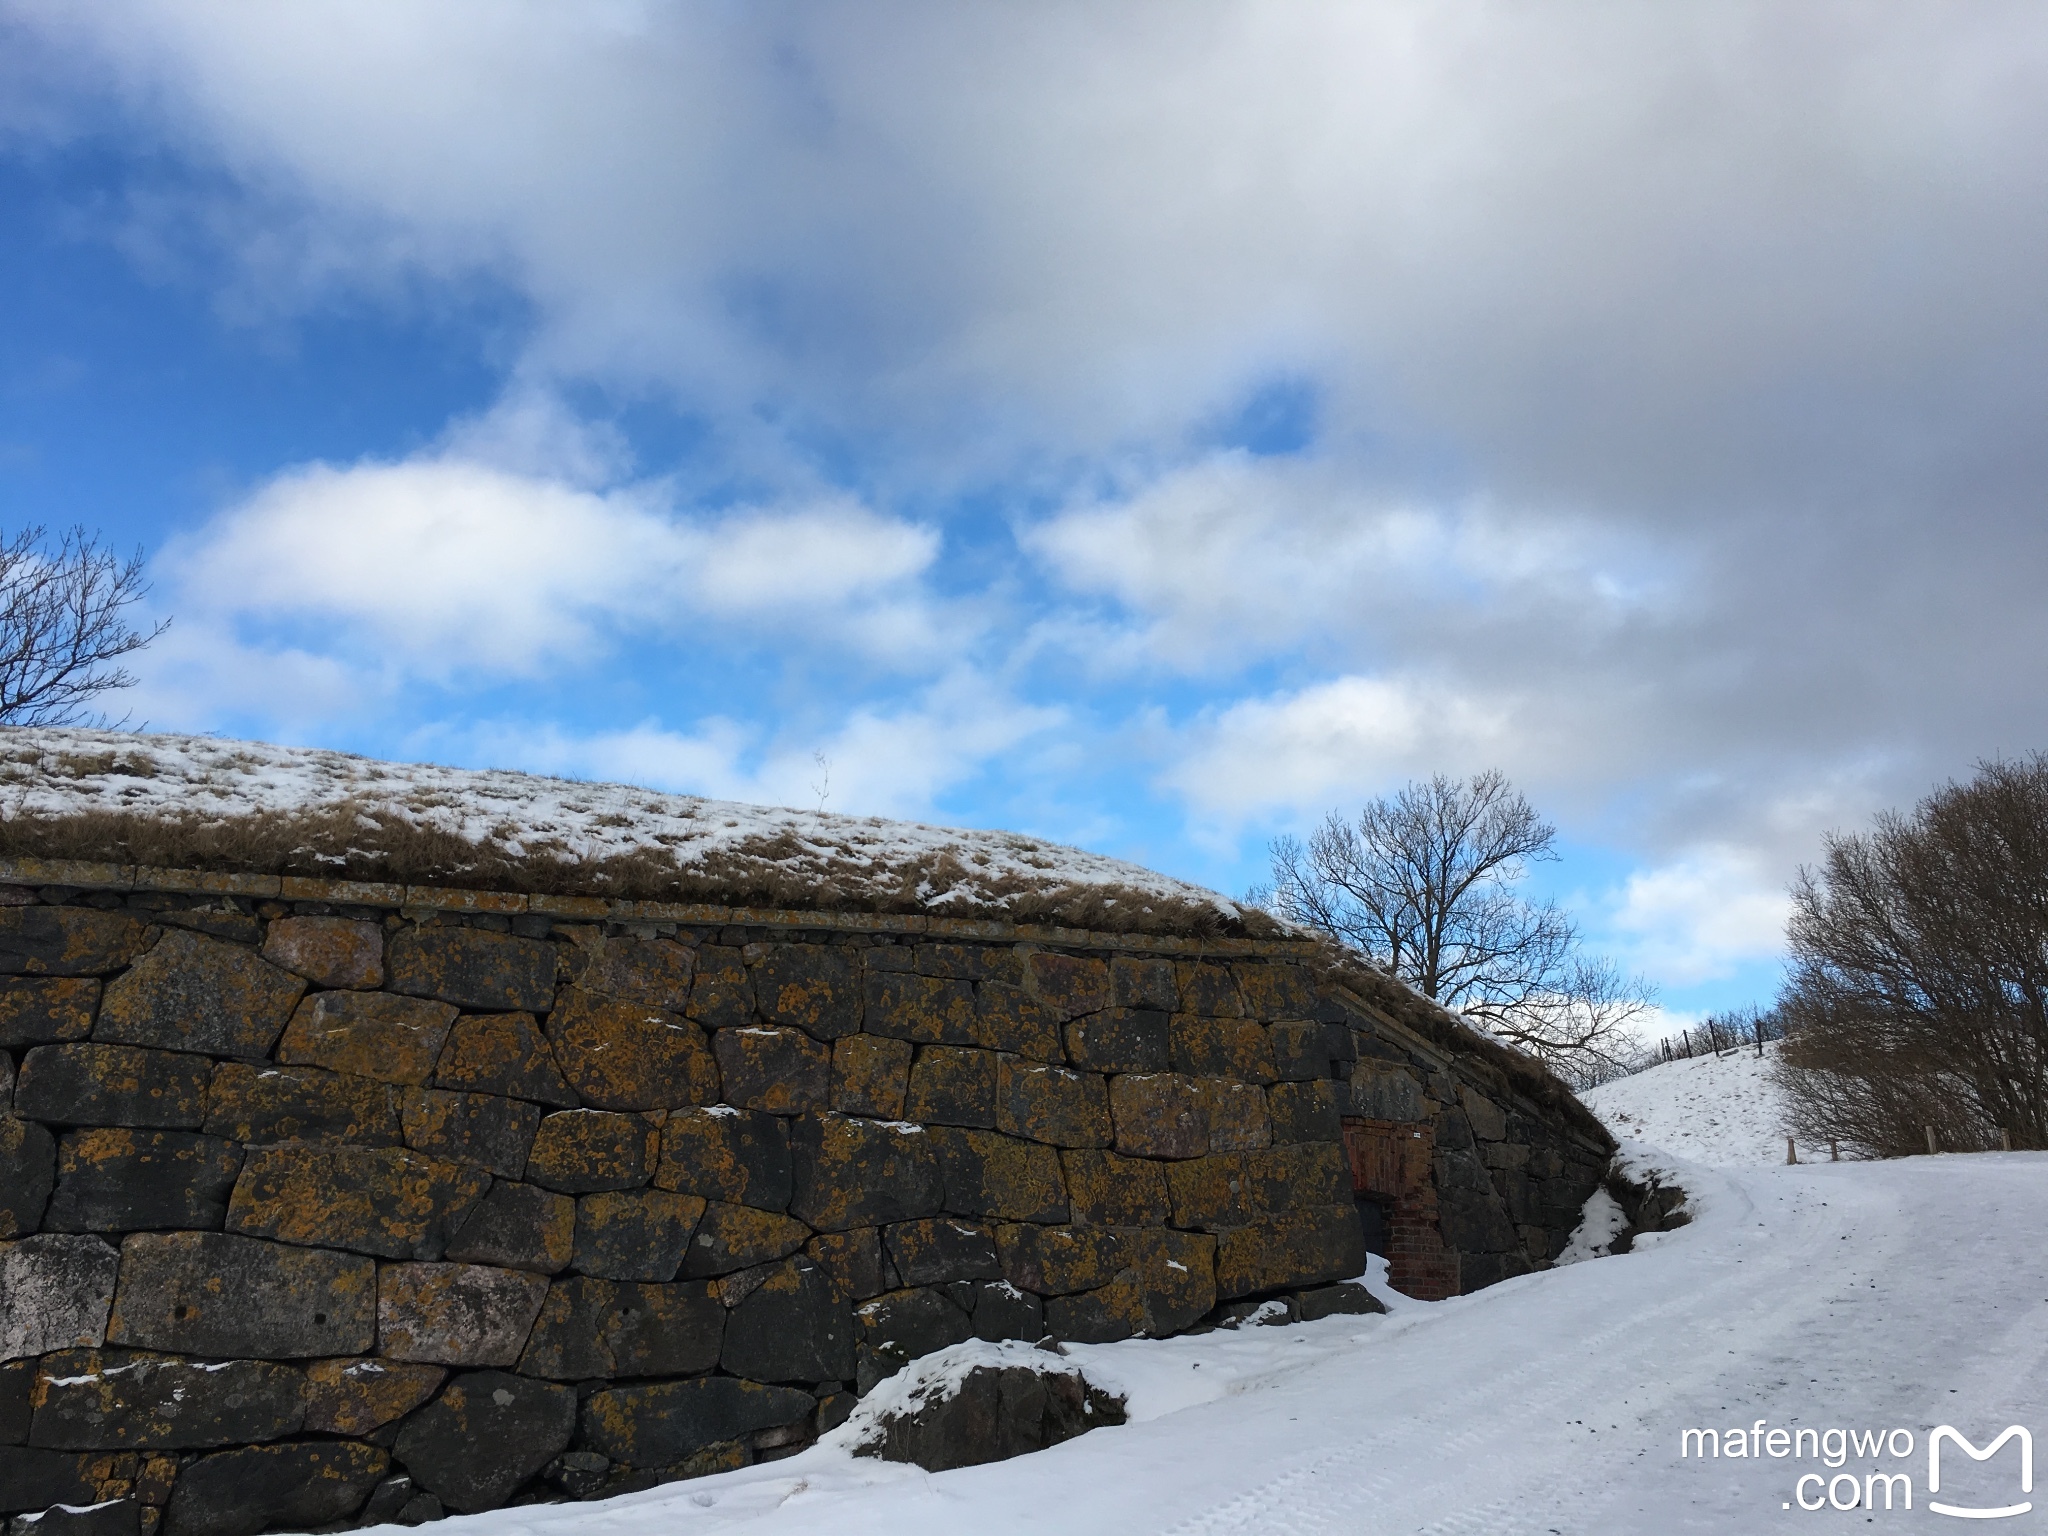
[
  {"left": 1555, "top": 1186, "right": 1628, "bottom": 1264},
  {"left": 1580, "top": 1040, "right": 1793, "bottom": 1165}
]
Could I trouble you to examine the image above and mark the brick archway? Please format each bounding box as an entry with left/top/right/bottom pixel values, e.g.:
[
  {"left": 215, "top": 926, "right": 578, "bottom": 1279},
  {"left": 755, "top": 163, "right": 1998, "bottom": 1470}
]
[{"left": 1341, "top": 1117, "right": 1460, "bottom": 1300}]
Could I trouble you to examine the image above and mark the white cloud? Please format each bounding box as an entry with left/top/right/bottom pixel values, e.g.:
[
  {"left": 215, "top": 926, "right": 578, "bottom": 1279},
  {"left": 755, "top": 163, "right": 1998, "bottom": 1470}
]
[{"left": 1602, "top": 846, "right": 1794, "bottom": 988}]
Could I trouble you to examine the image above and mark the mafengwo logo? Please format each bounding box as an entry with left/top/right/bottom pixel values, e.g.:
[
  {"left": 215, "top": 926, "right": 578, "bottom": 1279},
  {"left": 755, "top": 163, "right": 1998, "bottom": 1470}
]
[{"left": 1680, "top": 1421, "right": 2033, "bottom": 1516}]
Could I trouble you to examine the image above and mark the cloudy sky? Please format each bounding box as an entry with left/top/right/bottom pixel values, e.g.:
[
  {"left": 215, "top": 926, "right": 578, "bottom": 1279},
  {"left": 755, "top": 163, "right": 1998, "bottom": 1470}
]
[{"left": 4, "top": 2, "right": 2045, "bottom": 1023}]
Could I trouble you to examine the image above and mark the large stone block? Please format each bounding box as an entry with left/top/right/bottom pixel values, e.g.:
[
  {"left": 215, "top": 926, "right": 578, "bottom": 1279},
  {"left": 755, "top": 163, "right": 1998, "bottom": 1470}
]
[
  {"left": 578, "top": 1376, "right": 811, "bottom": 1468},
  {"left": 546, "top": 988, "right": 719, "bottom": 1111},
  {"left": 903, "top": 1045, "right": 995, "bottom": 1128},
  {"left": 387, "top": 927, "right": 557, "bottom": 1014},
  {"left": 1058, "top": 1148, "right": 1171, "bottom": 1226},
  {"left": 391, "top": 1370, "right": 575, "bottom": 1512},
  {"left": 431, "top": 1012, "right": 577, "bottom": 1106},
  {"left": 0, "top": 1117, "right": 54, "bottom": 1238},
  {"left": 804, "top": 1227, "right": 884, "bottom": 1301},
  {"left": 720, "top": 1258, "right": 854, "bottom": 1383},
  {"left": 1174, "top": 962, "right": 1244, "bottom": 1018},
  {"left": 1266, "top": 1079, "right": 1342, "bottom": 1143},
  {"left": 996, "top": 1060, "right": 1110, "bottom": 1148},
  {"left": 1173, "top": 1016, "right": 1277, "bottom": 1085},
  {"left": 853, "top": 1288, "right": 971, "bottom": 1388},
  {"left": 14, "top": 1046, "right": 209, "bottom": 1131},
  {"left": 747, "top": 944, "right": 861, "bottom": 1039},
  {"left": 0, "top": 909, "right": 150, "bottom": 978},
  {"left": 399, "top": 1089, "right": 542, "bottom": 1179},
  {"left": 1234, "top": 962, "right": 1319, "bottom": 1022},
  {"left": 913, "top": 944, "right": 1021, "bottom": 985},
  {"left": 1459, "top": 1086, "right": 1508, "bottom": 1141},
  {"left": 105, "top": 1231, "right": 374, "bottom": 1357},
  {"left": 1108, "top": 1073, "right": 1208, "bottom": 1160},
  {"left": 0, "top": 980, "right": 98, "bottom": 1049},
  {"left": 1265, "top": 1020, "right": 1330, "bottom": 1083},
  {"left": 972, "top": 1279, "right": 1043, "bottom": 1342},
  {"left": 855, "top": 1359, "right": 1125, "bottom": 1472},
  {"left": 971, "top": 983, "right": 1065, "bottom": 1061},
  {"left": 1213, "top": 1205, "right": 1367, "bottom": 1299},
  {"left": 1350, "top": 1064, "right": 1425, "bottom": 1122},
  {"left": 1023, "top": 953, "right": 1109, "bottom": 1020},
  {"left": 95, "top": 930, "right": 304, "bottom": 1060},
  {"left": 275, "top": 992, "right": 457, "bottom": 1086},
  {"left": 261, "top": 918, "right": 384, "bottom": 991},
  {"left": 0, "top": 1359, "right": 28, "bottom": 1441},
  {"left": 301, "top": 1359, "right": 444, "bottom": 1436},
  {"left": 573, "top": 1189, "right": 703, "bottom": 1281},
  {"left": 683, "top": 946, "right": 753, "bottom": 1031},
  {"left": 861, "top": 973, "right": 976, "bottom": 1046},
  {"left": 44, "top": 1130, "right": 241, "bottom": 1233},
  {"left": 202, "top": 1062, "right": 403, "bottom": 1147},
  {"left": 994, "top": 1224, "right": 1120, "bottom": 1295},
  {"left": 572, "top": 937, "right": 694, "bottom": 1011},
  {"left": 655, "top": 1106, "right": 792, "bottom": 1210},
  {"left": 788, "top": 1114, "right": 942, "bottom": 1232},
  {"left": 1063, "top": 1009, "right": 1169, "bottom": 1074},
  {"left": 28, "top": 1351, "right": 305, "bottom": 1451},
  {"left": 517, "top": 1276, "right": 723, "bottom": 1381},
  {"left": 1436, "top": 1184, "right": 1521, "bottom": 1255},
  {"left": 711, "top": 1027, "right": 828, "bottom": 1116},
  {"left": 0, "top": 1235, "right": 117, "bottom": 1362},
  {"left": 1247, "top": 1141, "right": 1350, "bottom": 1211},
  {"left": 929, "top": 1128, "right": 1068, "bottom": 1224},
  {"left": 884, "top": 1218, "right": 999, "bottom": 1286},
  {"left": 1044, "top": 1228, "right": 1215, "bottom": 1342},
  {"left": 1198, "top": 1079, "right": 1273, "bottom": 1153},
  {"left": 829, "top": 1035, "right": 911, "bottom": 1120},
  {"left": 0, "top": 1446, "right": 103, "bottom": 1513},
  {"left": 226, "top": 1145, "right": 488, "bottom": 1261},
  {"left": 441, "top": 1181, "right": 574, "bottom": 1273},
  {"left": 1109, "top": 957, "right": 1177, "bottom": 1011},
  {"left": 677, "top": 1201, "right": 805, "bottom": 1278},
  {"left": 524, "top": 1110, "right": 658, "bottom": 1194},
  {"left": 163, "top": 1440, "right": 387, "bottom": 1536},
  {"left": 1164, "top": 1153, "right": 1257, "bottom": 1230},
  {"left": 376, "top": 1262, "right": 549, "bottom": 1367}
]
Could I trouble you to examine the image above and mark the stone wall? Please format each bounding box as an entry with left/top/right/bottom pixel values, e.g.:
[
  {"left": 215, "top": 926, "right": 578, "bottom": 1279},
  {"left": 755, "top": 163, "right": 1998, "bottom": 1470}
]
[{"left": 0, "top": 862, "right": 1612, "bottom": 1534}]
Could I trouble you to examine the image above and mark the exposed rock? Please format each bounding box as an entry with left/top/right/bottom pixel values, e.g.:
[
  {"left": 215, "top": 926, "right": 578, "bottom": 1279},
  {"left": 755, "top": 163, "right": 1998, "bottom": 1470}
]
[
  {"left": 302, "top": 1358, "right": 446, "bottom": 1435},
  {"left": 225, "top": 1145, "right": 488, "bottom": 1260},
  {"left": 861, "top": 973, "right": 977, "bottom": 1046},
  {"left": 1109, "top": 957, "right": 1177, "bottom": 1011},
  {"left": 0, "top": 980, "right": 99, "bottom": 1049},
  {"left": 572, "top": 936, "right": 695, "bottom": 1011},
  {"left": 430, "top": 1012, "right": 577, "bottom": 1107},
  {"left": 375, "top": 1262, "right": 550, "bottom": 1367},
  {"left": 0, "top": 908, "right": 151, "bottom": 978},
  {"left": 1164, "top": 1152, "right": 1258, "bottom": 1230},
  {"left": 1175, "top": 962, "right": 1244, "bottom": 1018},
  {"left": 1023, "top": 953, "right": 1110, "bottom": 1020},
  {"left": 883, "top": 1218, "right": 1000, "bottom": 1286},
  {"left": 1213, "top": 1205, "right": 1368, "bottom": 1300},
  {"left": 391, "top": 1370, "right": 576, "bottom": 1512},
  {"left": 6, "top": 1497, "right": 138, "bottom": 1536},
  {"left": 853, "top": 1287, "right": 973, "bottom": 1389},
  {"left": 577, "top": 1377, "right": 812, "bottom": 1468},
  {"left": 516, "top": 1276, "right": 723, "bottom": 1380},
  {"left": 747, "top": 945, "right": 860, "bottom": 1039},
  {"left": 201, "top": 1062, "right": 403, "bottom": 1147},
  {"left": 1108, "top": 1073, "right": 1208, "bottom": 1159},
  {"left": 928, "top": 1128, "right": 1069, "bottom": 1224},
  {"left": 994, "top": 1224, "right": 1120, "bottom": 1295},
  {"left": 1064, "top": 1008, "right": 1170, "bottom": 1074},
  {"left": 654, "top": 1107, "right": 792, "bottom": 1210},
  {"left": 0, "top": 1118, "right": 55, "bottom": 1239},
  {"left": 788, "top": 1114, "right": 942, "bottom": 1232},
  {"left": 399, "top": 1089, "right": 542, "bottom": 1180},
  {"left": 675, "top": 1201, "right": 801, "bottom": 1278},
  {"left": 572, "top": 1189, "right": 703, "bottom": 1280},
  {"left": 718, "top": 1259, "right": 853, "bottom": 1383},
  {"left": 711, "top": 1027, "right": 830, "bottom": 1116},
  {"left": 524, "top": 1110, "right": 658, "bottom": 1194},
  {"left": 1058, "top": 1148, "right": 1170, "bottom": 1226},
  {"left": 105, "top": 1231, "right": 374, "bottom": 1358},
  {"left": 915, "top": 944, "right": 1023, "bottom": 985},
  {"left": 1296, "top": 1280, "right": 1384, "bottom": 1320},
  {"left": 854, "top": 1358, "right": 1126, "bottom": 1471},
  {"left": 387, "top": 928, "right": 557, "bottom": 1014},
  {"left": 803, "top": 1227, "right": 884, "bottom": 1301},
  {"left": 0, "top": 1235, "right": 117, "bottom": 1362},
  {"left": 901, "top": 1046, "right": 996, "bottom": 1128},
  {"left": 274, "top": 992, "right": 458, "bottom": 1085},
  {"left": 13, "top": 1047, "right": 210, "bottom": 1132},
  {"left": 442, "top": 1181, "right": 575, "bottom": 1273},
  {"left": 43, "top": 1130, "right": 241, "bottom": 1233},
  {"left": 971, "top": 1280, "right": 1044, "bottom": 1342},
  {"left": 261, "top": 917, "right": 385, "bottom": 991},
  {"left": 1171, "top": 1019, "right": 1277, "bottom": 1088},
  {"left": 545, "top": 989, "right": 719, "bottom": 1111},
  {"left": 968, "top": 984, "right": 1065, "bottom": 1061},
  {"left": 1232, "top": 962, "right": 1320, "bottom": 1021},
  {"left": 27, "top": 1351, "right": 305, "bottom": 1450},
  {"left": 682, "top": 947, "right": 753, "bottom": 1031},
  {"left": 1265, "top": 1020, "right": 1332, "bottom": 1083},
  {"left": 0, "top": 1446, "right": 103, "bottom": 1511},
  {"left": 827, "top": 1035, "right": 911, "bottom": 1120},
  {"left": 94, "top": 930, "right": 304, "bottom": 1060},
  {"left": 1266, "top": 1079, "right": 1342, "bottom": 1143},
  {"left": 163, "top": 1440, "right": 387, "bottom": 1536},
  {"left": 995, "top": 1061, "right": 1111, "bottom": 1148}
]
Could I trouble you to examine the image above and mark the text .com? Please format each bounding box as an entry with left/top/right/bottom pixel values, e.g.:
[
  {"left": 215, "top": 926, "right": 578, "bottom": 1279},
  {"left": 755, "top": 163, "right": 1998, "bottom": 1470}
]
[{"left": 1680, "top": 1422, "right": 2033, "bottom": 1517}]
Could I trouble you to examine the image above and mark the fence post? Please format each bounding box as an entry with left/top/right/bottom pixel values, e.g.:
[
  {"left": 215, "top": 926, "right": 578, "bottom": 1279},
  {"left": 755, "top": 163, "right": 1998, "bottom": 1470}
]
[
  {"left": 1925, "top": 1125, "right": 1938, "bottom": 1155},
  {"left": 1830, "top": 1139, "right": 1839, "bottom": 1162},
  {"left": 1786, "top": 1136, "right": 1797, "bottom": 1165},
  {"left": 2001, "top": 1128, "right": 2013, "bottom": 1153}
]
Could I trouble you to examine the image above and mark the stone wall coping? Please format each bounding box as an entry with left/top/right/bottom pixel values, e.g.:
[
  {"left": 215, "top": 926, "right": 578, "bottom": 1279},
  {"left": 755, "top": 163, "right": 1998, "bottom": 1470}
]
[{"left": 0, "top": 854, "right": 1321, "bottom": 959}]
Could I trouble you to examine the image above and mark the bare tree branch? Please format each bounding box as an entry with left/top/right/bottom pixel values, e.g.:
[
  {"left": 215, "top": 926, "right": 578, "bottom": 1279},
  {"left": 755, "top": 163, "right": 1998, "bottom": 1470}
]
[{"left": 0, "top": 527, "right": 168, "bottom": 726}]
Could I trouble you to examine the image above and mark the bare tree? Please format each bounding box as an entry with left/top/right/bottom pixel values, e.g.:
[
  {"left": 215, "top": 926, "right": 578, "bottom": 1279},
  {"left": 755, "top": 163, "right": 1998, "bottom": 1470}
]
[
  {"left": 0, "top": 527, "right": 167, "bottom": 726},
  {"left": 1774, "top": 756, "right": 2048, "bottom": 1156},
  {"left": 1257, "top": 771, "right": 1653, "bottom": 1083}
]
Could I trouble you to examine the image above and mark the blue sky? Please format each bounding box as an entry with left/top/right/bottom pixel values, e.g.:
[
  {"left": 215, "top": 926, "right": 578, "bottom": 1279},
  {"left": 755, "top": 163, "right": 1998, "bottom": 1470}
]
[{"left": 8, "top": 3, "right": 2048, "bottom": 1031}]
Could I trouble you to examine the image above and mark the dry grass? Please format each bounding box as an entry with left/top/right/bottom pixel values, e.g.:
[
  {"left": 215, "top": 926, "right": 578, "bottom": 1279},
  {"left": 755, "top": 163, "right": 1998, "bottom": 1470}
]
[{"left": 0, "top": 802, "right": 1286, "bottom": 940}]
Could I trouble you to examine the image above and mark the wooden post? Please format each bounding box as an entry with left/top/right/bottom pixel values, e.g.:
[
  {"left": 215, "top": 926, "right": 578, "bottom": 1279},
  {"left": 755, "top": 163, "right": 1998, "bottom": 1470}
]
[
  {"left": 1925, "top": 1124, "right": 1938, "bottom": 1155},
  {"left": 1830, "top": 1140, "right": 1839, "bottom": 1162},
  {"left": 2001, "top": 1128, "right": 2013, "bottom": 1153},
  {"left": 1786, "top": 1136, "right": 1797, "bottom": 1165}
]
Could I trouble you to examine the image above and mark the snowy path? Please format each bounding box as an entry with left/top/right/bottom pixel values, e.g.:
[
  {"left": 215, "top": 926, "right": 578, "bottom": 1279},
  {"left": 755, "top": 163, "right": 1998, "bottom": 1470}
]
[{"left": 442, "top": 1152, "right": 2048, "bottom": 1535}]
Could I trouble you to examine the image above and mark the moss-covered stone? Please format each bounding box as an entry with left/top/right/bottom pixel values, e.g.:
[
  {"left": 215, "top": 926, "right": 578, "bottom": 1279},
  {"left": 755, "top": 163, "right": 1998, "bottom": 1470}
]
[
  {"left": 442, "top": 1181, "right": 575, "bottom": 1273},
  {"left": 225, "top": 1146, "right": 488, "bottom": 1261},
  {"left": 1023, "top": 953, "right": 1110, "bottom": 1020},
  {"left": 260, "top": 918, "right": 385, "bottom": 991},
  {"left": 1266, "top": 1021, "right": 1334, "bottom": 1083},
  {"left": 677, "top": 1201, "right": 808, "bottom": 1278},
  {"left": 993, "top": 1224, "right": 1120, "bottom": 1295},
  {"left": 787, "top": 1115, "right": 942, "bottom": 1232},
  {"left": 1246, "top": 1141, "right": 1350, "bottom": 1211},
  {"left": 804, "top": 1227, "right": 884, "bottom": 1301},
  {"left": 1058, "top": 1148, "right": 1171, "bottom": 1226},
  {"left": 913, "top": 944, "right": 1020, "bottom": 984},
  {"left": 654, "top": 1107, "right": 792, "bottom": 1211},
  {"left": 44, "top": 1130, "right": 241, "bottom": 1233},
  {"left": 883, "top": 1218, "right": 999, "bottom": 1286},
  {"left": 995, "top": 1060, "right": 1111, "bottom": 1147},
  {"left": 275, "top": 992, "right": 458, "bottom": 1086},
  {"left": 391, "top": 1370, "right": 575, "bottom": 1513},
  {"left": 720, "top": 1258, "right": 852, "bottom": 1383},
  {"left": 399, "top": 1089, "right": 542, "bottom": 1180},
  {"left": 1213, "top": 1205, "right": 1367, "bottom": 1299},
  {"left": 14, "top": 1046, "right": 210, "bottom": 1131},
  {"left": 852, "top": 1288, "right": 972, "bottom": 1389},
  {"left": 829, "top": 1035, "right": 911, "bottom": 1119},
  {"left": 0, "top": 979, "right": 98, "bottom": 1049},
  {"left": 524, "top": 1110, "right": 659, "bottom": 1194},
  {"left": 1168, "top": 1015, "right": 1276, "bottom": 1083},
  {"left": 1233, "top": 962, "right": 1320, "bottom": 1022},
  {"left": 1107, "top": 1073, "right": 1208, "bottom": 1160},
  {"left": 517, "top": 1275, "right": 723, "bottom": 1380},
  {"left": 431, "top": 1012, "right": 578, "bottom": 1107},
  {"left": 972, "top": 983, "right": 1066, "bottom": 1061},
  {"left": 0, "top": 1116, "right": 54, "bottom": 1239},
  {"left": 375, "top": 1262, "right": 549, "bottom": 1367},
  {"left": 105, "top": 1231, "right": 374, "bottom": 1357},
  {"left": 1109, "top": 957, "right": 1177, "bottom": 1011},
  {"left": 546, "top": 988, "right": 719, "bottom": 1111},
  {"left": 747, "top": 944, "right": 860, "bottom": 1039},
  {"left": 203, "top": 1063, "right": 403, "bottom": 1147},
  {"left": 164, "top": 1439, "right": 388, "bottom": 1536},
  {"left": 1198, "top": 1079, "right": 1273, "bottom": 1152},
  {"left": 1063, "top": 1009, "right": 1169, "bottom": 1074},
  {"left": 387, "top": 927, "right": 557, "bottom": 1014},
  {"left": 1174, "top": 962, "right": 1244, "bottom": 1018},
  {"left": 928, "top": 1128, "right": 1068, "bottom": 1224},
  {"left": 301, "top": 1358, "right": 445, "bottom": 1436},
  {"left": 95, "top": 930, "right": 305, "bottom": 1061},
  {"left": 862, "top": 972, "right": 976, "bottom": 1046},
  {"left": 903, "top": 1046, "right": 996, "bottom": 1128},
  {"left": 573, "top": 937, "right": 695, "bottom": 1010},
  {"left": 0, "top": 1445, "right": 107, "bottom": 1513},
  {"left": 1163, "top": 1153, "right": 1256, "bottom": 1229},
  {"left": 1044, "top": 1228, "right": 1215, "bottom": 1341},
  {"left": 28, "top": 1350, "right": 307, "bottom": 1451},
  {"left": 578, "top": 1377, "right": 812, "bottom": 1468},
  {"left": 1264, "top": 1079, "right": 1343, "bottom": 1144},
  {"left": 711, "top": 1027, "right": 829, "bottom": 1116},
  {"left": 0, "top": 909, "right": 150, "bottom": 979},
  {"left": 682, "top": 947, "right": 753, "bottom": 1031},
  {"left": 573, "top": 1189, "right": 704, "bottom": 1281}
]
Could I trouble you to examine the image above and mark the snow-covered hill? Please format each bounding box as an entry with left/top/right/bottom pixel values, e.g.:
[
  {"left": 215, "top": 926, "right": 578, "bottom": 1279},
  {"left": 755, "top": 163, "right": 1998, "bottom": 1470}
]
[{"left": 1581, "top": 1042, "right": 1794, "bottom": 1166}]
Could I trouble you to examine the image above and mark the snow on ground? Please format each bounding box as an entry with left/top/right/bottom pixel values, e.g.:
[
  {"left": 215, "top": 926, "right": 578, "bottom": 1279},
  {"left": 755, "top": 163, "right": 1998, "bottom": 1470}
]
[
  {"left": 1581, "top": 1041, "right": 1795, "bottom": 1166},
  {"left": 382, "top": 1150, "right": 2048, "bottom": 1535},
  {"left": 0, "top": 728, "right": 1240, "bottom": 916}
]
